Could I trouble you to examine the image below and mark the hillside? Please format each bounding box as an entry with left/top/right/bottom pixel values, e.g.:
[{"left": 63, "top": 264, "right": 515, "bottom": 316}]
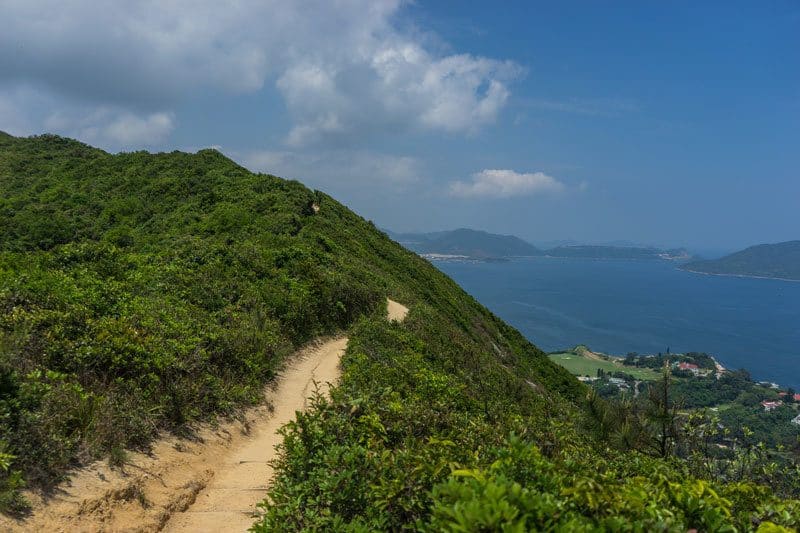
[
  {"left": 390, "top": 228, "right": 541, "bottom": 258},
  {"left": 683, "top": 241, "right": 800, "bottom": 281},
  {"left": 1, "top": 134, "right": 798, "bottom": 530}
]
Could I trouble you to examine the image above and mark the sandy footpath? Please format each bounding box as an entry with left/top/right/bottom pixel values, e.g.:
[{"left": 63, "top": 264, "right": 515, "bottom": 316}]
[
  {"left": 161, "top": 336, "right": 348, "bottom": 533},
  {"left": 1, "top": 298, "right": 407, "bottom": 533}
]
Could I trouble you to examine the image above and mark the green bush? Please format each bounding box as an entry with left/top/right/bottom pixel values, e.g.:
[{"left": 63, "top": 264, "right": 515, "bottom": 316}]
[{"left": 1, "top": 133, "right": 797, "bottom": 528}]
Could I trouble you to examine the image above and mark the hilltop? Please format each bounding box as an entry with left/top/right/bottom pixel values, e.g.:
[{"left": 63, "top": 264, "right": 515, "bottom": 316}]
[
  {"left": 683, "top": 241, "right": 800, "bottom": 281},
  {"left": 0, "top": 134, "right": 798, "bottom": 530}
]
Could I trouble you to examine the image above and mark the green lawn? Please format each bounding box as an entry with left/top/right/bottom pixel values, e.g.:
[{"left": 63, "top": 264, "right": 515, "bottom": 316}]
[{"left": 549, "top": 351, "right": 661, "bottom": 381}]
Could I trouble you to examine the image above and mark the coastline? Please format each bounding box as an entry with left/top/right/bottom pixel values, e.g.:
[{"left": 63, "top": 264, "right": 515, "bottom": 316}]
[
  {"left": 679, "top": 267, "right": 800, "bottom": 283},
  {"left": 560, "top": 347, "right": 800, "bottom": 391},
  {"left": 579, "top": 347, "right": 727, "bottom": 374},
  {"left": 426, "top": 254, "right": 688, "bottom": 263},
  {"left": 433, "top": 257, "right": 800, "bottom": 389}
]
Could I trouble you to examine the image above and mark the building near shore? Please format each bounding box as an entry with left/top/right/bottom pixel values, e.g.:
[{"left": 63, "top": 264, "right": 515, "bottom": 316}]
[{"left": 761, "top": 400, "right": 783, "bottom": 411}]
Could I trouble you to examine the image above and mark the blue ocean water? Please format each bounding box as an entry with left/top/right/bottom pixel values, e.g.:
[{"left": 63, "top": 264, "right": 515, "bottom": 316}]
[{"left": 433, "top": 257, "right": 800, "bottom": 388}]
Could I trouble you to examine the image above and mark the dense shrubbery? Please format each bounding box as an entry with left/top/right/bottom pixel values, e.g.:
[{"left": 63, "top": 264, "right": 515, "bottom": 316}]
[
  {"left": 256, "top": 313, "right": 799, "bottom": 531},
  {"left": 624, "top": 351, "right": 717, "bottom": 370},
  {"left": 1, "top": 133, "right": 798, "bottom": 529},
  {"left": 669, "top": 370, "right": 755, "bottom": 408},
  {"left": 0, "top": 133, "right": 499, "bottom": 491}
]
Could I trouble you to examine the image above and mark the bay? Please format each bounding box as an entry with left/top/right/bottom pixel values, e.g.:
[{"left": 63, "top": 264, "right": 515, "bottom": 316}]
[{"left": 434, "top": 257, "right": 800, "bottom": 388}]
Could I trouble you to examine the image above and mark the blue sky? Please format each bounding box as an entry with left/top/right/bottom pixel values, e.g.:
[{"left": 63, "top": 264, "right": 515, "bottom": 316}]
[{"left": 1, "top": 1, "right": 798, "bottom": 251}]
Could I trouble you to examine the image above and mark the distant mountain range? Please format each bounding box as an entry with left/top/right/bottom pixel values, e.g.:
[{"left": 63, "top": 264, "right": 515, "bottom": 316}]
[
  {"left": 386, "top": 228, "right": 691, "bottom": 261},
  {"left": 682, "top": 241, "right": 800, "bottom": 281}
]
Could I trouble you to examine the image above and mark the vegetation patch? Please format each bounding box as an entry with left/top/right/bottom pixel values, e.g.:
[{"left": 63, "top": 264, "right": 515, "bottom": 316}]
[
  {"left": 549, "top": 348, "right": 662, "bottom": 381},
  {"left": 1, "top": 134, "right": 798, "bottom": 529}
]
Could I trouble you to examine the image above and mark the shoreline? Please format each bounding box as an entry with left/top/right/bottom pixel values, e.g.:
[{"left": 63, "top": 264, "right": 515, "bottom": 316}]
[
  {"left": 576, "top": 348, "right": 726, "bottom": 372},
  {"left": 679, "top": 267, "right": 800, "bottom": 283},
  {"left": 427, "top": 254, "right": 689, "bottom": 264}
]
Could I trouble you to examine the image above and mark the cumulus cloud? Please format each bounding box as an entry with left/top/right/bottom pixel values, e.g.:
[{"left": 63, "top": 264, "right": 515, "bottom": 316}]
[
  {"left": 0, "top": 0, "right": 520, "bottom": 149},
  {"left": 0, "top": 85, "right": 174, "bottom": 149},
  {"left": 0, "top": 85, "right": 40, "bottom": 136},
  {"left": 242, "top": 149, "right": 421, "bottom": 189},
  {"left": 449, "top": 169, "right": 566, "bottom": 199},
  {"left": 278, "top": 46, "right": 520, "bottom": 146},
  {"left": 45, "top": 109, "right": 175, "bottom": 148},
  {"left": 0, "top": 0, "right": 275, "bottom": 104}
]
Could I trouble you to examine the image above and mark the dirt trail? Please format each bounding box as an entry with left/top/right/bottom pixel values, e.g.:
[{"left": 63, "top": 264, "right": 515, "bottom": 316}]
[
  {"left": 2, "top": 298, "right": 408, "bottom": 533},
  {"left": 161, "top": 336, "right": 348, "bottom": 533}
]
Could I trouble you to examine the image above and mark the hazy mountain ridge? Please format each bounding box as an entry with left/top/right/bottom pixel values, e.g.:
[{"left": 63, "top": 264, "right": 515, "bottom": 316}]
[
  {"left": 419, "top": 229, "right": 542, "bottom": 257},
  {"left": 389, "top": 228, "right": 691, "bottom": 261},
  {"left": 682, "top": 240, "right": 800, "bottom": 281}
]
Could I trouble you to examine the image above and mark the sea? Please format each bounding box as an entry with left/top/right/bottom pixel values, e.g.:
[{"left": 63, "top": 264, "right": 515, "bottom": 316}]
[{"left": 432, "top": 257, "right": 800, "bottom": 389}]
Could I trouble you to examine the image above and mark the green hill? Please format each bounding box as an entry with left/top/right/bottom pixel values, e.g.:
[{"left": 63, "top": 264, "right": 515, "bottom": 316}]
[
  {"left": 1, "top": 134, "right": 798, "bottom": 529},
  {"left": 683, "top": 241, "right": 800, "bottom": 280}
]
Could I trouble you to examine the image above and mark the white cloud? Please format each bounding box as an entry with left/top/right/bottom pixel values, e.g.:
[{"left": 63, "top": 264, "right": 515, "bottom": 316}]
[
  {"left": 449, "top": 169, "right": 566, "bottom": 199},
  {"left": 277, "top": 43, "right": 521, "bottom": 146},
  {"left": 0, "top": 86, "right": 39, "bottom": 136},
  {"left": 0, "top": 0, "right": 275, "bottom": 102},
  {"left": 102, "top": 112, "right": 175, "bottom": 146},
  {"left": 0, "top": 1, "right": 520, "bottom": 149},
  {"left": 241, "top": 149, "right": 421, "bottom": 190},
  {"left": 0, "top": 85, "right": 174, "bottom": 149},
  {"left": 44, "top": 108, "right": 174, "bottom": 148}
]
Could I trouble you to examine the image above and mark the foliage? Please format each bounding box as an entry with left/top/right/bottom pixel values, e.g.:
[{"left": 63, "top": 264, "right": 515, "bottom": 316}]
[
  {"left": 0, "top": 134, "right": 555, "bottom": 480},
  {"left": 583, "top": 368, "right": 800, "bottom": 503},
  {"left": 256, "top": 314, "right": 800, "bottom": 531},
  {"left": 0, "top": 440, "right": 27, "bottom": 515},
  {"left": 1, "top": 134, "right": 798, "bottom": 529},
  {"left": 590, "top": 350, "right": 799, "bottom": 454},
  {"left": 623, "top": 351, "right": 717, "bottom": 370}
]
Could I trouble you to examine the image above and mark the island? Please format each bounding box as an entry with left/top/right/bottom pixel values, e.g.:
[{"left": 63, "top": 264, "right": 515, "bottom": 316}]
[{"left": 682, "top": 240, "right": 800, "bottom": 281}]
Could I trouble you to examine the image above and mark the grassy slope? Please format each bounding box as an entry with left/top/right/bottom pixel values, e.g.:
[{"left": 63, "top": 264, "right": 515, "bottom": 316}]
[
  {"left": 0, "top": 134, "right": 797, "bottom": 529},
  {"left": 0, "top": 133, "right": 575, "bottom": 485},
  {"left": 549, "top": 351, "right": 661, "bottom": 381}
]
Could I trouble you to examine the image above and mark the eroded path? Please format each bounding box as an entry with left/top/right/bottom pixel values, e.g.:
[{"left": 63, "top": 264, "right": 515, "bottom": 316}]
[
  {"left": 161, "top": 336, "right": 348, "bottom": 532},
  {"left": 2, "top": 299, "right": 408, "bottom": 533}
]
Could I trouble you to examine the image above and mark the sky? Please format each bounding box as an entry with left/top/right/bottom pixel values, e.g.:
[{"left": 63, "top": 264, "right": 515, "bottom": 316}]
[{"left": 1, "top": 1, "right": 798, "bottom": 252}]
